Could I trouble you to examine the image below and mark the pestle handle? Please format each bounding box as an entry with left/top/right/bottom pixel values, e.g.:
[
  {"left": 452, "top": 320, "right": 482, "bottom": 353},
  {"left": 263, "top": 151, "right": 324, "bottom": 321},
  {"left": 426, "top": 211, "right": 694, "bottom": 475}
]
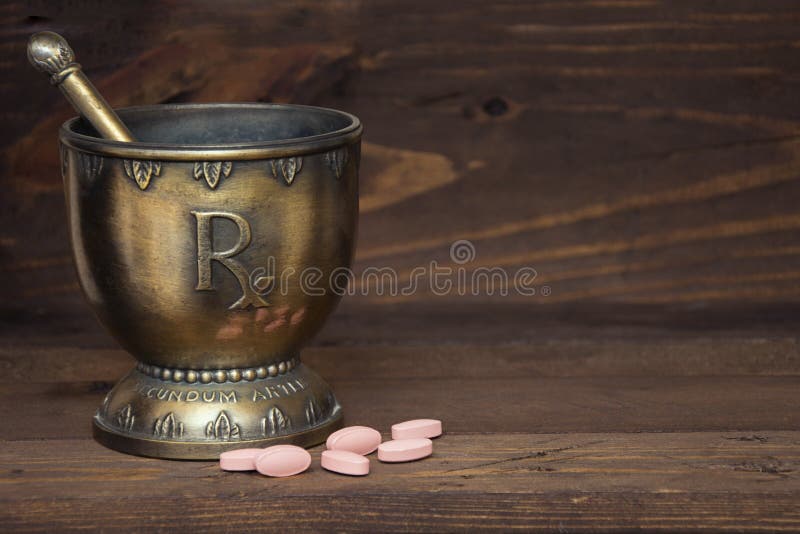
[{"left": 27, "top": 31, "right": 136, "bottom": 142}]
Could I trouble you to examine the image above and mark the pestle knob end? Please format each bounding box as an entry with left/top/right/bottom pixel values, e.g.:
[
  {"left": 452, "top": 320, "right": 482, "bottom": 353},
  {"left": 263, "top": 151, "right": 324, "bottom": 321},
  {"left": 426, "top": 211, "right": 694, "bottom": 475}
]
[{"left": 27, "top": 31, "right": 76, "bottom": 80}]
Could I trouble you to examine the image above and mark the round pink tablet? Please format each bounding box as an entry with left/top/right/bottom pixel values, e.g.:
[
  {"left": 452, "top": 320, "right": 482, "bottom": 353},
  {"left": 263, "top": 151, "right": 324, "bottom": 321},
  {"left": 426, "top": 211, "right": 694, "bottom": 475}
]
[
  {"left": 377, "top": 438, "right": 433, "bottom": 463},
  {"left": 321, "top": 449, "right": 370, "bottom": 476},
  {"left": 391, "top": 419, "right": 443, "bottom": 440},
  {"left": 219, "top": 448, "right": 264, "bottom": 471},
  {"left": 255, "top": 445, "right": 311, "bottom": 477},
  {"left": 326, "top": 425, "right": 382, "bottom": 455}
]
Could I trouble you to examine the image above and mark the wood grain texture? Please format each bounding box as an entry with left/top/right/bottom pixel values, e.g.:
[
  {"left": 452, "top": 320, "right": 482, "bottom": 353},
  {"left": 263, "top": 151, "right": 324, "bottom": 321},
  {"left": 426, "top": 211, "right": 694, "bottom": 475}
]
[
  {"left": 0, "top": 326, "right": 798, "bottom": 529},
  {"left": 2, "top": 336, "right": 799, "bottom": 384},
  {"left": 2, "top": 0, "right": 800, "bottom": 308},
  {"left": 4, "top": 376, "right": 800, "bottom": 441},
  {"left": 1, "top": 433, "right": 799, "bottom": 531},
  {"left": 2, "top": 0, "right": 800, "bottom": 531}
]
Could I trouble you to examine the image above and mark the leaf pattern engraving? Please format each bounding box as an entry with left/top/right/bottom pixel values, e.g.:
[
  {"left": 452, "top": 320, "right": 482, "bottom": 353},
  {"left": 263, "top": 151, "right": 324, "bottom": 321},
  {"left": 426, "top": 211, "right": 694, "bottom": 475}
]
[
  {"left": 115, "top": 404, "right": 135, "bottom": 431},
  {"left": 270, "top": 157, "right": 303, "bottom": 185},
  {"left": 205, "top": 410, "right": 241, "bottom": 441},
  {"left": 305, "top": 398, "right": 321, "bottom": 426},
  {"left": 194, "top": 161, "right": 232, "bottom": 189},
  {"left": 260, "top": 406, "right": 291, "bottom": 437},
  {"left": 100, "top": 394, "right": 111, "bottom": 417},
  {"left": 153, "top": 412, "right": 184, "bottom": 439},
  {"left": 325, "top": 391, "right": 340, "bottom": 415},
  {"left": 123, "top": 159, "right": 161, "bottom": 190},
  {"left": 325, "top": 147, "right": 349, "bottom": 179},
  {"left": 79, "top": 152, "right": 104, "bottom": 182}
]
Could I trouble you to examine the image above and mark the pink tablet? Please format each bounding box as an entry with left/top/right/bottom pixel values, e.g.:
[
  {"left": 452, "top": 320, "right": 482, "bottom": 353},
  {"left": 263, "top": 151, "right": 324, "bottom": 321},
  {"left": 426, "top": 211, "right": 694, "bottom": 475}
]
[
  {"left": 377, "top": 438, "right": 433, "bottom": 463},
  {"left": 391, "top": 419, "right": 442, "bottom": 440},
  {"left": 255, "top": 445, "right": 312, "bottom": 477},
  {"left": 326, "top": 426, "right": 382, "bottom": 455},
  {"left": 219, "top": 448, "right": 264, "bottom": 471},
  {"left": 321, "top": 449, "right": 370, "bottom": 476}
]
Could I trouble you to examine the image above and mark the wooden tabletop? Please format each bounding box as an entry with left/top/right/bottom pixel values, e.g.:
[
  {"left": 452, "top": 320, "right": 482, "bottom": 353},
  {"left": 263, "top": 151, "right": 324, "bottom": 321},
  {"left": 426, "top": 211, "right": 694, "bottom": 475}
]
[
  {"left": 0, "top": 300, "right": 798, "bottom": 531},
  {"left": 2, "top": 0, "right": 800, "bottom": 531}
]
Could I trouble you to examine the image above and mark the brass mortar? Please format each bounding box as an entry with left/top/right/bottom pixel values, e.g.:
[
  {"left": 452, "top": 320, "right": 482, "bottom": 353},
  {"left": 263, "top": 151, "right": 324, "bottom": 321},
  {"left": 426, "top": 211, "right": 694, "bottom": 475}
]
[{"left": 60, "top": 103, "right": 361, "bottom": 459}]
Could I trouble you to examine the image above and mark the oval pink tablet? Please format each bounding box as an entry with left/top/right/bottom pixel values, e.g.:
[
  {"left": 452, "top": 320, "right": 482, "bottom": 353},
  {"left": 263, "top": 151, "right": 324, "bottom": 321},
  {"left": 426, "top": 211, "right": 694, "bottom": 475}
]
[
  {"left": 326, "top": 425, "right": 382, "bottom": 455},
  {"left": 321, "top": 449, "right": 370, "bottom": 476},
  {"left": 391, "top": 419, "right": 442, "bottom": 440},
  {"left": 255, "top": 444, "right": 311, "bottom": 477},
  {"left": 377, "top": 438, "right": 433, "bottom": 463},
  {"left": 219, "top": 448, "right": 264, "bottom": 471}
]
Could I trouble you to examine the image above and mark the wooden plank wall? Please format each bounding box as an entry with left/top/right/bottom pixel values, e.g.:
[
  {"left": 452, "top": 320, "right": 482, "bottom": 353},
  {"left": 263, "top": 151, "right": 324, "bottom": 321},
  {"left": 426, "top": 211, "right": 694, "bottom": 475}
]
[{"left": 2, "top": 0, "right": 800, "bottom": 315}]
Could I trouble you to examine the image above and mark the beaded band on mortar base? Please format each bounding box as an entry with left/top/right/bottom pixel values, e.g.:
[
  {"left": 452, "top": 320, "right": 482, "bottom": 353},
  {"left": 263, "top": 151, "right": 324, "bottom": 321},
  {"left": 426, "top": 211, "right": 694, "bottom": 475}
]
[{"left": 136, "top": 357, "right": 298, "bottom": 384}]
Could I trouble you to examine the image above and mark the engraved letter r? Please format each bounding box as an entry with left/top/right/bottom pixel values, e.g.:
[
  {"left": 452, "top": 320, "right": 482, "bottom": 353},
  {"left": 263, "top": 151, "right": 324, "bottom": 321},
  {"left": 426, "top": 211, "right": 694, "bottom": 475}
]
[{"left": 192, "top": 210, "right": 271, "bottom": 310}]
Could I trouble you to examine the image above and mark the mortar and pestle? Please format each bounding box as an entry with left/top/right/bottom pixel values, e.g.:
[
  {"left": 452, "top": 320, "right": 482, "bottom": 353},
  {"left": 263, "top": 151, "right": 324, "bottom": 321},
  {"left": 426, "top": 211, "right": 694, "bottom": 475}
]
[{"left": 28, "top": 32, "right": 361, "bottom": 459}]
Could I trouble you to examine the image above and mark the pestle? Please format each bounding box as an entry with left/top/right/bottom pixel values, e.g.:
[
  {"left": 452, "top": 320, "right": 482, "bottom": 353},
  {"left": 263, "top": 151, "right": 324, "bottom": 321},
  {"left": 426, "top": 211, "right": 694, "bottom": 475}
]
[{"left": 27, "top": 31, "right": 136, "bottom": 142}]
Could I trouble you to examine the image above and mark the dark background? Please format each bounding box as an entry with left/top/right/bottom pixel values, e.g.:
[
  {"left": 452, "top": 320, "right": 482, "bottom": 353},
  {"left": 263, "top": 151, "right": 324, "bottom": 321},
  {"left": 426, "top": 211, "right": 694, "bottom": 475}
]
[
  {"left": 1, "top": 1, "right": 800, "bottom": 530},
  {"left": 4, "top": 0, "right": 800, "bottom": 324}
]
